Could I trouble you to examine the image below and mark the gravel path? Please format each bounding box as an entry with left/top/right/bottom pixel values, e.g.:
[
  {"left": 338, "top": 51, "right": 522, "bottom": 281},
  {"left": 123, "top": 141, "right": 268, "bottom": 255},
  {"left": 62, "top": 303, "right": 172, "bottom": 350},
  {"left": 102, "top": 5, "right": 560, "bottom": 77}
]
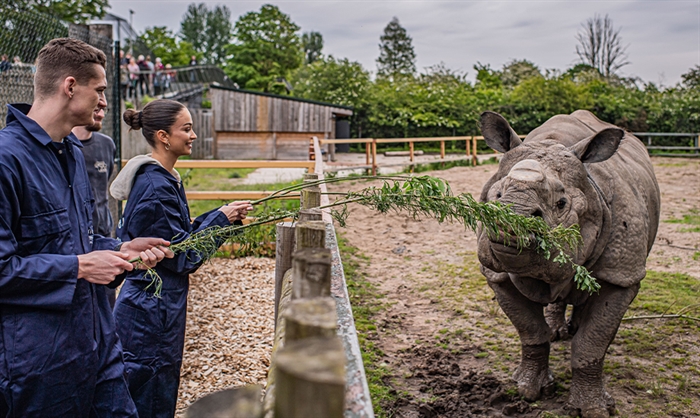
[{"left": 175, "top": 257, "right": 275, "bottom": 416}]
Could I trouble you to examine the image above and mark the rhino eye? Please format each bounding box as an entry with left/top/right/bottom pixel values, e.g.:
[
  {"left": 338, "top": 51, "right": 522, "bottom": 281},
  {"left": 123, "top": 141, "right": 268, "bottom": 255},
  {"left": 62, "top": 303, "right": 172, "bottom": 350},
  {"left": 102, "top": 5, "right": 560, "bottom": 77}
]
[
  {"left": 496, "top": 191, "right": 502, "bottom": 199},
  {"left": 556, "top": 198, "right": 567, "bottom": 209}
]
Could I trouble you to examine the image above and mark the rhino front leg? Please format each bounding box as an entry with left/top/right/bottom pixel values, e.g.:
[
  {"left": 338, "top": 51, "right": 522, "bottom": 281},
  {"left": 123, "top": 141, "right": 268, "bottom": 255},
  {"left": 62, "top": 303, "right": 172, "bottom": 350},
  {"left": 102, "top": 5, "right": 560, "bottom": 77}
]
[
  {"left": 487, "top": 277, "right": 553, "bottom": 401},
  {"left": 567, "top": 281, "right": 640, "bottom": 418},
  {"left": 545, "top": 301, "right": 572, "bottom": 341}
]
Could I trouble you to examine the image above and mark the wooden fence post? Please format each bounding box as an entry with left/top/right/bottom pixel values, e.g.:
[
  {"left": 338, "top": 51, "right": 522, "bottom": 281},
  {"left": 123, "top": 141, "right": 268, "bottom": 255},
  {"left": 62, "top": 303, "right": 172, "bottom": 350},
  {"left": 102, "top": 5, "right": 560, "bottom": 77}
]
[
  {"left": 472, "top": 135, "right": 478, "bottom": 166},
  {"left": 275, "top": 337, "right": 346, "bottom": 418},
  {"left": 295, "top": 220, "right": 326, "bottom": 250},
  {"left": 274, "top": 222, "right": 295, "bottom": 328},
  {"left": 303, "top": 172, "right": 319, "bottom": 182},
  {"left": 292, "top": 247, "right": 332, "bottom": 299},
  {"left": 371, "top": 139, "right": 377, "bottom": 176},
  {"left": 184, "top": 384, "right": 262, "bottom": 418},
  {"left": 300, "top": 187, "right": 321, "bottom": 210},
  {"left": 440, "top": 140, "right": 445, "bottom": 160},
  {"left": 298, "top": 208, "right": 322, "bottom": 222},
  {"left": 283, "top": 297, "right": 337, "bottom": 342}
]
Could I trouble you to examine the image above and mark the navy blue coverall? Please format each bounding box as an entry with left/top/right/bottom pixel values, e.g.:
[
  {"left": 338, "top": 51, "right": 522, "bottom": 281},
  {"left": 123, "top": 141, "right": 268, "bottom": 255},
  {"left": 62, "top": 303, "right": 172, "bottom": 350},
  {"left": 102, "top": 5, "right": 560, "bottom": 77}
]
[
  {"left": 0, "top": 104, "right": 137, "bottom": 417},
  {"left": 113, "top": 163, "right": 230, "bottom": 418}
]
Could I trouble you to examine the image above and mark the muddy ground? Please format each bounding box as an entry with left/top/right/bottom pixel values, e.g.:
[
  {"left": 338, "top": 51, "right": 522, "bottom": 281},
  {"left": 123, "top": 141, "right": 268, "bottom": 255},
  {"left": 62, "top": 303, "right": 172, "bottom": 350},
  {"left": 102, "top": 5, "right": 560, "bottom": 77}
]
[{"left": 332, "top": 157, "right": 700, "bottom": 418}]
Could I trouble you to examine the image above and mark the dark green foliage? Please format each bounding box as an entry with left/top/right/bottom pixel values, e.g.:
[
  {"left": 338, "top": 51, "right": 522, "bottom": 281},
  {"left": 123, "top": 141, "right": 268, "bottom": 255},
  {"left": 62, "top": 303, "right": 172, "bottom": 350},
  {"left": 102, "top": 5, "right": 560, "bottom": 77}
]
[
  {"left": 301, "top": 31, "right": 323, "bottom": 64},
  {"left": 225, "top": 4, "right": 303, "bottom": 93},
  {"left": 376, "top": 17, "right": 416, "bottom": 78},
  {"left": 139, "top": 26, "right": 197, "bottom": 67},
  {"left": 13, "top": 0, "right": 108, "bottom": 23},
  {"left": 179, "top": 2, "right": 233, "bottom": 66},
  {"left": 290, "top": 55, "right": 371, "bottom": 109}
]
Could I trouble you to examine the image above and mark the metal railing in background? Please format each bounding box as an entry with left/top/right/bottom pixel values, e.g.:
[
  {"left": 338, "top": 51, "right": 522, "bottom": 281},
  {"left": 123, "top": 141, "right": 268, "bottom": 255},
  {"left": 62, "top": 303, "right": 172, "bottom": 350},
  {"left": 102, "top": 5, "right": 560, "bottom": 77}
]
[
  {"left": 122, "top": 65, "right": 236, "bottom": 109},
  {"left": 0, "top": 8, "right": 120, "bottom": 147}
]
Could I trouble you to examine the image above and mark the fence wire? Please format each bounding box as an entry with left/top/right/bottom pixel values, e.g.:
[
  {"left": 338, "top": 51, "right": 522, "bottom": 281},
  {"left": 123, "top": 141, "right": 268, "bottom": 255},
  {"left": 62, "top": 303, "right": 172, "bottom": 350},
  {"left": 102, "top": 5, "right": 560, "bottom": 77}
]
[{"left": 0, "top": 7, "right": 119, "bottom": 143}]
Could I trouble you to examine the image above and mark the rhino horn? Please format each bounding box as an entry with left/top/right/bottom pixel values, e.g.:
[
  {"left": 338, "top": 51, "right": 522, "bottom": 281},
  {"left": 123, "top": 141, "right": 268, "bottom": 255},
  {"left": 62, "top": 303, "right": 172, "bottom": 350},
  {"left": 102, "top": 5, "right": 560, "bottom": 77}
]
[
  {"left": 570, "top": 127, "right": 624, "bottom": 164},
  {"left": 480, "top": 111, "right": 522, "bottom": 153},
  {"left": 508, "top": 159, "right": 545, "bottom": 182}
]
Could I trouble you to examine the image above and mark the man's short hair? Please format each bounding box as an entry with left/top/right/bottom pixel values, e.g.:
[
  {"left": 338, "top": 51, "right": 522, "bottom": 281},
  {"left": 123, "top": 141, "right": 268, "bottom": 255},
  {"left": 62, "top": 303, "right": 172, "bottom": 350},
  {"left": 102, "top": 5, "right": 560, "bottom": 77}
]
[{"left": 34, "top": 38, "right": 107, "bottom": 99}]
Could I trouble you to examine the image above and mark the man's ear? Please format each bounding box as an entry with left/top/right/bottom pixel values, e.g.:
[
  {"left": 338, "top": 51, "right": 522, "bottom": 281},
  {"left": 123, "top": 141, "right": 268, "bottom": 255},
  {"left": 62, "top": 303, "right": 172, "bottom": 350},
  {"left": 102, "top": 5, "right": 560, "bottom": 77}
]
[
  {"left": 63, "top": 76, "right": 77, "bottom": 99},
  {"left": 479, "top": 111, "right": 522, "bottom": 153},
  {"left": 569, "top": 128, "right": 624, "bottom": 164}
]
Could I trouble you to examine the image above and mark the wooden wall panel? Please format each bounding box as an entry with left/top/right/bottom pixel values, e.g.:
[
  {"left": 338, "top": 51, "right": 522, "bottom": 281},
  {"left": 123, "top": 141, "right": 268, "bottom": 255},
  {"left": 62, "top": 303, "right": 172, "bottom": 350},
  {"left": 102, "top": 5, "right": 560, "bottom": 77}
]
[{"left": 216, "top": 131, "right": 323, "bottom": 160}]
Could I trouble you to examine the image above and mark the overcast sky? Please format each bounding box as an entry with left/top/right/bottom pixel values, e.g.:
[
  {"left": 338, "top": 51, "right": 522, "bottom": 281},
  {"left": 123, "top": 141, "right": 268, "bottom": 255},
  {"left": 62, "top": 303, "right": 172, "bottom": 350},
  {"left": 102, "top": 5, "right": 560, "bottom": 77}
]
[{"left": 107, "top": 0, "right": 699, "bottom": 86}]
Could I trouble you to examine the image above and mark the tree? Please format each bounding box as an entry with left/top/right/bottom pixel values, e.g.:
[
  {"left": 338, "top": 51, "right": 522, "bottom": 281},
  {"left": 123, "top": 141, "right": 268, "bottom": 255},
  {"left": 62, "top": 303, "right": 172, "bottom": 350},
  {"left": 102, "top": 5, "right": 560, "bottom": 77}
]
[
  {"left": 180, "top": 3, "right": 233, "bottom": 66},
  {"left": 302, "top": 31, "right": 324, "bottom": 64},
  {"left": 681, "top": 65, "right": 700, "bottom": 89},
  {"left": 575, "top": 14, "right": 629, "bottom": 78},
  {"left": 225, "top": 4, "right": 303, "bottom": 93},
  {"left": 291, "top": 55, "right": 370, "bottom": 109},
  {"left": 180, "top": 3, "right": 208, "bottom": 54},
  {"left": 14, "top": 0, "right": 108, "bottom": 23},
  {"left": 376, "top": 17, "right": 416, "bottom": 78},
  {"left": 139, "top": 27, "right": 197, "bottom": 67},
  {"left": 500, "top": 59, "right": 542, "bottom": 88}
]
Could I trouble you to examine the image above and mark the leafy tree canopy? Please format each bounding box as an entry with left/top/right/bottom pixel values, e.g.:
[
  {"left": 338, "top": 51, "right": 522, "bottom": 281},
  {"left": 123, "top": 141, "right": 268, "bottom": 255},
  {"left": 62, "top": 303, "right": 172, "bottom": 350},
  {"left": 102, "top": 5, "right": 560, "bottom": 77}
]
[
  {"left": 139, "top": 26, "right": 197, "bottom": 67},
  {"left": 225, "top": 4, "right": 303, "bottom": 93},
  {"left": 302, "top": 31, "right": 324, "bottom": 64},
  {"left": 681, "top": 65, "right": 700, "bottom": 89},
  {"left": 500, "top": 59, "right": 542, "bottom": 88},
  {"left": 291, "top": 55, "right": 370, "bottom": 109},
  {"left": 14, "top": 0, "right": 108, "bottom": 23},
  {"left": 376, "top": 16, "right": 416, "bottom": 78},
  {"left": 180, "top": 2, "right": 233, "bottom": 65}
]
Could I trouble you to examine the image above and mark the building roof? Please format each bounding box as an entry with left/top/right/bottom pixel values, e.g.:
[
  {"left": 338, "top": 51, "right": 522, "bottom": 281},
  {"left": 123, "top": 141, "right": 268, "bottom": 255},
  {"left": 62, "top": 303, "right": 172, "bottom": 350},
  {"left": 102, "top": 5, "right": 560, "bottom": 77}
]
[{"left": 209, "top": 84, "right": 354, "bottom": 115}]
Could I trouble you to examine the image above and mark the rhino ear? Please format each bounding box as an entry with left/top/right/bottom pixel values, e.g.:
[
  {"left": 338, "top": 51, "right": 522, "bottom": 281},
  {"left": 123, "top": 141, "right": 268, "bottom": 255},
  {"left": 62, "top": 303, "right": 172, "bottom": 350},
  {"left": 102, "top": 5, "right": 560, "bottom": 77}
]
[
  {"left": 479, "top": 111, "right": 522, "bottom": 153},
  {"left": 570, "top": 128, "right": 624, "bottom": 164}
]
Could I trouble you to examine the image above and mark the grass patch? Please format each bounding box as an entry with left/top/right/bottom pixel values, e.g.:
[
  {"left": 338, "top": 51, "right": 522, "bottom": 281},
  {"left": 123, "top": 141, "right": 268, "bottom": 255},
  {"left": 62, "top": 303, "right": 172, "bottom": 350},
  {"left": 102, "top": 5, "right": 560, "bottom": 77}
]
[
  {"left": 338, "top": 234, "right": 399, "bottom": 417},
  {"left": 664, "top": 209, "right": 700, "bottom": 231}
]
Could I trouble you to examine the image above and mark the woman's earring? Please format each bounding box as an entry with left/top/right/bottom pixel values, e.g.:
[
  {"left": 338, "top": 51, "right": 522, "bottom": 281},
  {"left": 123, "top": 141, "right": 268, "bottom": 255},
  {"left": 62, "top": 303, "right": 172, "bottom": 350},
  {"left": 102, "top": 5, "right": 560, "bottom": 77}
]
[{"left": 165, "top": 141, "right": 171, "bottom": 151}]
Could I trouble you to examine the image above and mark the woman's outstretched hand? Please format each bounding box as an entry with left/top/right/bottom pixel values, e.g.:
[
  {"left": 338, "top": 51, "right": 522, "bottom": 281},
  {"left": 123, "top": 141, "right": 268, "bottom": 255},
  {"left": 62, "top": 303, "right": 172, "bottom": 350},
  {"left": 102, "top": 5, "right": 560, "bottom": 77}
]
[{"left": 219, "top": 201, "right": 254, "bottom": 223}]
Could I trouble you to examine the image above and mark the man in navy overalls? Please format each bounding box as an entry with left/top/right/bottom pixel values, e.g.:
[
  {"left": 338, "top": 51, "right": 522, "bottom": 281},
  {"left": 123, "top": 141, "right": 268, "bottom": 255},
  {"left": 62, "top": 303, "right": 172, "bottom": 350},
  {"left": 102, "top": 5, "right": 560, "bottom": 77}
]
[{"left": 0, "top": 38, "right": 173, "bottom": 417}]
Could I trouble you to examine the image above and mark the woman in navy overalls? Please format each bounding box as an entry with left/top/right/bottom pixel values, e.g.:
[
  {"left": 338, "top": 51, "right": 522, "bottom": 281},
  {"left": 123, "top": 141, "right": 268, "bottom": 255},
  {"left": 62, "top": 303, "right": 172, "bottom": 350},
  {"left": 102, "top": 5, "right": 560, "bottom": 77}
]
[{"left": 110, "top": 99, "right": 252, "bottom": 417}]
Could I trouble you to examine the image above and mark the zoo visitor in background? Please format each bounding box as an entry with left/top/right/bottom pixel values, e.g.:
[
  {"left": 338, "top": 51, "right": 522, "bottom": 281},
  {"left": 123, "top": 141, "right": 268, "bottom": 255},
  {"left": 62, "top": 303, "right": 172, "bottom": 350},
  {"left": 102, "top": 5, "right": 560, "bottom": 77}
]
[
  {"left": 0, "top": 38, "right": 173, "bottom": 417},
  {"left": 110, "top": 99, "right": 253, "bottom": 418},
  {"left": 72, "top": 105, "right": 118, "bottom": 307}
]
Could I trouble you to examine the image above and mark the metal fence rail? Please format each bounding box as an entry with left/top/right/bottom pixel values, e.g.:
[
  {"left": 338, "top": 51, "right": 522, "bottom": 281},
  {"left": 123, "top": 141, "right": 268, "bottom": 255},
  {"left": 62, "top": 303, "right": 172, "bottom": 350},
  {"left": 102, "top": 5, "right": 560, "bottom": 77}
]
[{"left": 0, "top": 8, "right": 119, "bottom": 145}]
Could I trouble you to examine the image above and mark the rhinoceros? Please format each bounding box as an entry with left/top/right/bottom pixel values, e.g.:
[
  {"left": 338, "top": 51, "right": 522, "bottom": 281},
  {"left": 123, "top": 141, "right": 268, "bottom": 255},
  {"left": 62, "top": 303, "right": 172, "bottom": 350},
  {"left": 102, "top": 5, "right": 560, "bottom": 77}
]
[{"left": 476, "top": 110, "right": 660, "bottom": 418}]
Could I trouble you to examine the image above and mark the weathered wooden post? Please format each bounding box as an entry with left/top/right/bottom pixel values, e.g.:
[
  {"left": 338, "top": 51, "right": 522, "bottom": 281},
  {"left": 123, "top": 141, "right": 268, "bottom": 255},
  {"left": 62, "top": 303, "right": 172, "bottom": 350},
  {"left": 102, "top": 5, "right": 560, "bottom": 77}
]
[
  {"left": 371, "top": 139, "right": 377, "bottom": 175},
  {"left": 298, "top": 208, "right": 322, "bottom": 222},
  {"left": 184, "top": 384, "right": 262, "bottom": 418},
  {"left": 274, "top": 222, "right": 296, "bottom": 327},
  {"left": 275, "top": 337, "right": 346, "bottom": 418},
  {"left": 283, "top": 297, "right": 338, "bottom": 342},
  {"left": 295, "top": 220, "right": 326, "bottom": 250},
  {"left": 292, "top": 247, "right": 332, "bottom": 299}
]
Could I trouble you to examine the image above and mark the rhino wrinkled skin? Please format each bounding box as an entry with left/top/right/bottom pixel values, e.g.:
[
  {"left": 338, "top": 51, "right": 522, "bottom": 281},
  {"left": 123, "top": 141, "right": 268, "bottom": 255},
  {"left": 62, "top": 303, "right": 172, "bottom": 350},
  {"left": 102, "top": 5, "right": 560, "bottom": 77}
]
[{"left": 476, "top": 110, "right": 660, "bottom": 418}]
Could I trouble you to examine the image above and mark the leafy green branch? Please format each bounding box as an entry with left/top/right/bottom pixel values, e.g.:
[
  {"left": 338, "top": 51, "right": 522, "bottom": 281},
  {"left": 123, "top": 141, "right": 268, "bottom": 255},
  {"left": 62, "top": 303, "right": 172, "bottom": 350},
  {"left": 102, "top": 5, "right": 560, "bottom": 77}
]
[{"left": 133, "top": 175, "right": 599, "bottom": 297}]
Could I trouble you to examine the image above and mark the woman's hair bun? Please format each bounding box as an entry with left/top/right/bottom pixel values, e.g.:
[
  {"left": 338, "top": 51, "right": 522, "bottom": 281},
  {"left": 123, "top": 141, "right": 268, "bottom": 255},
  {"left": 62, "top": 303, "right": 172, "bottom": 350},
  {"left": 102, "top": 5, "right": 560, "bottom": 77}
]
[{"left": 123, "top": 109, "right": 143, "bottom": 130}]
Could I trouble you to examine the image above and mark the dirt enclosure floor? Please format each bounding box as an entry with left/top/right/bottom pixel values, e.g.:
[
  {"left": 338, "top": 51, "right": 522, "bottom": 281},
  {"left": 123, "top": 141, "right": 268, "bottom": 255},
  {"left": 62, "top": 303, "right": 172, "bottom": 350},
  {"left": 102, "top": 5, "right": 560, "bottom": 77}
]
[
  {"left": 176, "top": 157, "right": 699, "bottom": 417},
  {"left": 332, "top": 157, "right": 700, "bottom": 418}
]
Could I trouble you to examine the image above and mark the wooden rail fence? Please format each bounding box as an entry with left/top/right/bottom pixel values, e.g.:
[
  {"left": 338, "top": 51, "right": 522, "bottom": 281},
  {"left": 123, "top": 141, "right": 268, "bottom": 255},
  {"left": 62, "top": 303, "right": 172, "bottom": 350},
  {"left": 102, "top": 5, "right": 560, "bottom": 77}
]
[
  {"left": 320, "top": 135, "right": 511, "bottom": 175},
  {"left": 184, "top": 138, "right": 373, "bottom": 417}
]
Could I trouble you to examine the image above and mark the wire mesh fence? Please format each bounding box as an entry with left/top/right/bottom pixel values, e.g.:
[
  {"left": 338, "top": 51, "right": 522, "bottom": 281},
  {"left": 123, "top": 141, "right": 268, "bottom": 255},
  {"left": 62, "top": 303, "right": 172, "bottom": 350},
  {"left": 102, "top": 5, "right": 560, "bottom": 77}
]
[{"left": 0, "top": 7, "right": 119, "bottom": 143}]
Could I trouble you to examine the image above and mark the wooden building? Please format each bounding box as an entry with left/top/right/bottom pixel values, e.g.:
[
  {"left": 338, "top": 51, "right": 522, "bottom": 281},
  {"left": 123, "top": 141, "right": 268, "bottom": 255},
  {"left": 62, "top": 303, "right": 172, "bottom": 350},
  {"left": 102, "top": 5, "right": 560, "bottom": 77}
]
[{"left": 210, "top": 85, "right": 353, "bottom": 160}]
